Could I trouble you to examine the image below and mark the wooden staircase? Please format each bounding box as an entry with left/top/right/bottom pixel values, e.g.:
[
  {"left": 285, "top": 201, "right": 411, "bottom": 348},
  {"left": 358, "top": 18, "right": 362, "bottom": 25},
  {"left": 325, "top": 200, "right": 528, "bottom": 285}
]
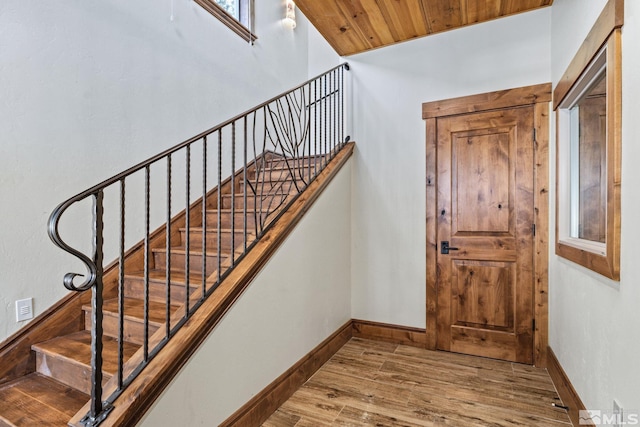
[{"left": 0, "top": 155, "right": 324, "bottom": 427}]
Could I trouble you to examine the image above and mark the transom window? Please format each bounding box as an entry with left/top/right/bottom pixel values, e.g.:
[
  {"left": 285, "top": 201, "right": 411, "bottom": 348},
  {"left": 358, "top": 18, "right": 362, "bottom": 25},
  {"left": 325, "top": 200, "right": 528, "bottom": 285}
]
[
  {"left": 215, "top": 0, "right": 239, "bottom": 18},
  {"left": 195, "top": 0, "right": 256, "bottom": 43}
]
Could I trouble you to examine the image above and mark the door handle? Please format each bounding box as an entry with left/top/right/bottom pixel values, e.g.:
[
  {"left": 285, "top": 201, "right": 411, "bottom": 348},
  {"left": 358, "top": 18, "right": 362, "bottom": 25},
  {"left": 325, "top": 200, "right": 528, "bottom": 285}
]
[{"left": 440, "top": 241, "right": 459, "bottom": 255}]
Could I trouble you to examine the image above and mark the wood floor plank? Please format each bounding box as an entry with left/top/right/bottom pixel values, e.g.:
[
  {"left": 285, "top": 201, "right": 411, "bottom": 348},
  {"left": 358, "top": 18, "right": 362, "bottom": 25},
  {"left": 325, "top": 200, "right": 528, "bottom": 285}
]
[
  {"left": 344, "top": 337, "right": 399, "bottom": 354},
  {"left": 411, "top": 380, "right": 570, "bottom": 423},
  {"left": 260, "top": 409, "right": 300, "bottom": 427},
  {"left": 408, "top": 390, "right": 571, "bottom": 426},
  {"left": 321, "top": 353, "right": 384, "bottom": 381},
  {"left": 333, "top": 405, "right": 428, "bottom": 427},
  {"left": 304, "top": 369, "right": 378, "bottom": 403},
  {"left": 303, "top": 369, "right": 414, "bottom": 418},
  {"left": 263, "top": 338, "right": 571, "bottom": 427},
  {"left": 278, "top": 391, "right": 344, "bottom": 425}
]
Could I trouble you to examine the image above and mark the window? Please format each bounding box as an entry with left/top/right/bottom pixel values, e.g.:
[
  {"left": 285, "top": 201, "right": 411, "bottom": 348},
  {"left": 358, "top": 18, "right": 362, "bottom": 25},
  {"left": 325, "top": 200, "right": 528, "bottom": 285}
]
[
  {"left": 195, "top": 0, "right": 256, "bottom": 43},
  {"left": 554, "top": 0, "right": 622, "bottom": 280},
  {"left": 215, "top": 0, "right": 239, "bottom": 18},
  {"left": 559, "top": 49, "right": 607, "bottom": 253}
]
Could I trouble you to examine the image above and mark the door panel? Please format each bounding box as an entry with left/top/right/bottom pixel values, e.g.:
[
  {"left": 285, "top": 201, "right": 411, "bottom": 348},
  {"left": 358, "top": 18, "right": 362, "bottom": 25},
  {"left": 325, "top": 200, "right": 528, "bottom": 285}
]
[
  {"left": 436, "top": 107, "right": 534, "bottom": 364},
  {"left": 453, "top": 131, "right": 512, "bottom": 234},
  {"left": 452, "top": 260, "right": 514, "bottom": 330}
]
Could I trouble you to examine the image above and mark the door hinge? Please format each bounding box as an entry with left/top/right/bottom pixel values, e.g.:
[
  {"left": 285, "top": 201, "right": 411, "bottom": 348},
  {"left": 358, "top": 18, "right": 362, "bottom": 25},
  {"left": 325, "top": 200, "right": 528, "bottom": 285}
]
[
  {"left": 532, "top": 318, "right": 536, "bottom": 331},
  {"left": 532, "top": 223, "right": 536, "bottom": 236}
]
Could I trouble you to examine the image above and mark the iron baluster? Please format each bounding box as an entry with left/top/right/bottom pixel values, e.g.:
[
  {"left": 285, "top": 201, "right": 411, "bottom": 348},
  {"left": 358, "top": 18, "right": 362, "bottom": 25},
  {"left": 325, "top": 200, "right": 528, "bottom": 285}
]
[
  {"left": 330, "top": 71, "right": 333, "bottom": 158},
  {"left": 84, "top": 190, "right": 110, "bottom": 425},
  {"left": 319, "top": 75, "right": 323, "bottom": 166},
  {"left": 307, "top": 82, "right": 312, "bottom": 184},
  {"left": 314, "top": 79, "right": 318, "bottom": 178},
  {"left": 341, "top": 67, "right": 344, "bottom": 146},
  {"left": 333, "top": 70, "right": 337, "bottom": 157},
  {"left": 256, "top": 109, "right": 263, "bottom": 236},
  {"left": 185, "top": 144, "right": 191, "bottom": 315},
  {"left": 217, "top": 131, "right": 222, "bottom": 283},
  {"left": 243, "top": 116, "right": 248, "bottom": 252},
  {"left": 231, "top": 122, "right": 236, "bottom": 266},
  {"left": 324, "top": 74, "right": 328, "bottom": 166},
  {"left": 202, "top": 136, "right": 208, "bottom": 299},
  {"left": 117, "top": 179, "right": 125, "bottom": 391},
  {"left": 166, "top": 155, "right": 172, "bottom": 337},
  {"left": 143, "top": 166, "right": 150, "bottom": 362}
]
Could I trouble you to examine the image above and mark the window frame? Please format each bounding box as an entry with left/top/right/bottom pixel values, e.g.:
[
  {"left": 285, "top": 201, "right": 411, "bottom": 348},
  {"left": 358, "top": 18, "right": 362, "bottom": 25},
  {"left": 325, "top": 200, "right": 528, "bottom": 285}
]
[
  {"left": 195, "top": 0, "right": 256, "bottom": 43},
  {"left": 553, "top": 0, "right": 623, "bottom": 280}
]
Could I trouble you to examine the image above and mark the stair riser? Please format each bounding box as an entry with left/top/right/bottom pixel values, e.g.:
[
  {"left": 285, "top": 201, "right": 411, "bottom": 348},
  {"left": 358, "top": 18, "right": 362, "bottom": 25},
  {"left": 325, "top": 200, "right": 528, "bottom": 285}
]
[
  {"left": 153, "top": 251, "right": 226, "bottom": 274},
  {"left": 83, "top": 311, "right": 160, "bottom": 347},
  {"left": 254, "top": 158, "right": 323, "bottom": 172},
  {"left": 124, "top": 277, "right": 198, "bottom": 304},
  {"left": 235, "top": 184, "right": 299, "bottom": 200},
  {"left": 221, "top": 194, "right": 291, "bottom": 209},
  {"left": 179, "top": 230, "right": 254, "bottom": 251},
  {"left": 35, "top": 353, "right": 109, "bottom": 395},
  {"left": 249, "top": 169, "right": 315, "bottom": 182},
  {"left": 206, "top": 211, "right": 257, "bottom": 229},
  {"left": 267, "top": 158, "right": 323, "bottom": 167},
  {"left": 236, "top": 178, "right": 296, "bottom": 193}
]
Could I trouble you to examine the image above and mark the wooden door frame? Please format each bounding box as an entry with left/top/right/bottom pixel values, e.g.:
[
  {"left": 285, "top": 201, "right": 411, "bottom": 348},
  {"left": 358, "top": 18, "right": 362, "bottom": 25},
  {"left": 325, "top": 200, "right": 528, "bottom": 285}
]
[{"left": 423, "top": 83, "right": 552, "bottom": 367}]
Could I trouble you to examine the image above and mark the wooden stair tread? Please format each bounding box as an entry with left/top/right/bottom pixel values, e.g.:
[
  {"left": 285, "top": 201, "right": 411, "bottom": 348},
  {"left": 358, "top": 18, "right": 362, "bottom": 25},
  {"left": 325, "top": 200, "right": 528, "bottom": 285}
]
[
  {"left": 151, "top": 247, "right": 224, "bottom": 256},
  {"left": 245, "top": 175, "right": 296, "bottom": 181},
  {"left": 259, "top": 163, "right": 320, "bottom": 171},
  {"left": 125, "top": 269, "right": 201, "bottom": 285},
  {"left": 220, "top": 193, "right": 296, "bottom": 201},
  {"left": 82, "top": 298, "right": 180, "bottom": 326},
  {"left": 178, "top": 226, "right": 255, "bottom": 234},
  {"left": 31, "top": 331, "right": 139, "bottom": 375},
  {"left": 228, "top": 180, "right": 298, "bottom": 189},
  {"left": 0, "top": 373, "right": 88, "bottom": 425},
  {"left": 207, "top": 208, "right": 258, "bottom": 213}
]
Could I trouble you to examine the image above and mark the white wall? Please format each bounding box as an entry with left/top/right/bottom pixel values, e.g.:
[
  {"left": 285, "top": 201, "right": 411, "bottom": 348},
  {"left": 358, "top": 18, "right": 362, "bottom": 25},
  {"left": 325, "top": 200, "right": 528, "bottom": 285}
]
[
  {"left": 306, "top": 18, "right": 341, "bottom": 77},
  {"left": 348, "top": 9, "right": 552, "bottom": 328},
  {"left": 550, "top": 0, "right": 640, "bottom": 415},
  {"left": 138, "top": 160, "right": 352, "bottom": 426},
  {"left": 0, "top": 0, "right": 336, "bottom": 341}
]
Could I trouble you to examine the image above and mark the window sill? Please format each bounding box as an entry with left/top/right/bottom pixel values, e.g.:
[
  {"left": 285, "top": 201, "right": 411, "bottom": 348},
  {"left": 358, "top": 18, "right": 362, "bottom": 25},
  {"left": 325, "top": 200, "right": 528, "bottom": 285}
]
[
  {"left": 558, "top": 237, "right": 606, "bottom": 256},
  {"left": 556, "top": 241, "right": 618, "bottom": 280}
]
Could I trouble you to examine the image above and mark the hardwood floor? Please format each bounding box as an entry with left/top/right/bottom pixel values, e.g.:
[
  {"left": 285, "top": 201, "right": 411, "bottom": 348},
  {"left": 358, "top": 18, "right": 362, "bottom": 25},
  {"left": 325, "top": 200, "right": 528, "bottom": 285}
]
[{"left": 263, "top": 338, "right": 571, "bottom": 426}]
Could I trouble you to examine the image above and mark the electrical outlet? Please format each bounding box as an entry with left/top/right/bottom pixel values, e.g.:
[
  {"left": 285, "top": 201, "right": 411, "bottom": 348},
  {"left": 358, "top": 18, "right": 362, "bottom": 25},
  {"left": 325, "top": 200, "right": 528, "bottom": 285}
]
[
  {"left": 613, "top": 399, "right": 623, "bottom": 427},
  {"left": 15, "top": 298, "right": 33, "bottom": 322}
]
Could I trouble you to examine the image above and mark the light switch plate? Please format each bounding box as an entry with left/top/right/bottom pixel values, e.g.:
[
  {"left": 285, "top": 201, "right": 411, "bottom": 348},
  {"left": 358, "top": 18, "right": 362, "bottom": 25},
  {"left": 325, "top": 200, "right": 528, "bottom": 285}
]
[{"left": 15, "top": 298, "right": 33, "bottom": 322}]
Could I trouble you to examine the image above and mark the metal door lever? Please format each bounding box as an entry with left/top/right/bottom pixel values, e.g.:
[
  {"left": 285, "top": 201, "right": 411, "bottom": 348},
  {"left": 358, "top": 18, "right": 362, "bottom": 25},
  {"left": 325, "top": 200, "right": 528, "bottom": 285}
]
[{"left": 440, "top": 241, "right": 459, "bottom": 255}]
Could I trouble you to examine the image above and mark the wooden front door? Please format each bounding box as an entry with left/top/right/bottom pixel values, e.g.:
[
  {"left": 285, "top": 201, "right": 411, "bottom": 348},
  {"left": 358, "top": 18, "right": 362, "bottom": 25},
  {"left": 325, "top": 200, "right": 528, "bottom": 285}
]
[{"left": 435, "top": 106, "right": 535, "bottom": 364}]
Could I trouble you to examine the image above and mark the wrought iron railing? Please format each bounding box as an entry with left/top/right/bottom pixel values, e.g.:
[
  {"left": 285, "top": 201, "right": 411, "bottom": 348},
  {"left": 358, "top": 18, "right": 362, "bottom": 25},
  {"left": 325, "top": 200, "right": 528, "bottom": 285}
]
[{"left": 47, "top": 63, "right": 350, "bottom": 426}]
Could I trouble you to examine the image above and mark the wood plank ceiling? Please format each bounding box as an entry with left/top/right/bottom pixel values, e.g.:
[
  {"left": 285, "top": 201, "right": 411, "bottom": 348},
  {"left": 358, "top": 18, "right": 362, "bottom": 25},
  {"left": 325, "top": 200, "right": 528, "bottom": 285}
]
[{"left": 295, "top": 0, "right": 553, "bottom": 56}]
